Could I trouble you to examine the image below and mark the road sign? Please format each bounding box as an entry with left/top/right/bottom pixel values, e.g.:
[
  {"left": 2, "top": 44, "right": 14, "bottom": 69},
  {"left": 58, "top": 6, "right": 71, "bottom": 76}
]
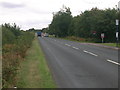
[
  {"left": 93, "top": 31, "right": 96, "bottom": 35},
  {"left": 101, "top": 33, "right": 104, "bottom": 38}
]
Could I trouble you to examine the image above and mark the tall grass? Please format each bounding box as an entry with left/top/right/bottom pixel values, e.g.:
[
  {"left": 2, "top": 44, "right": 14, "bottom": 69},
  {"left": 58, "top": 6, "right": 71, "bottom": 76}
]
[
  {"left": 2, "top": 23, "right": 34, "bottom": 88},
  {"left": 17, "top": 38, "right": 56, "bottom": 88},
  {"left": 65, "top": 36, "right": 94, "bottom": 43}
]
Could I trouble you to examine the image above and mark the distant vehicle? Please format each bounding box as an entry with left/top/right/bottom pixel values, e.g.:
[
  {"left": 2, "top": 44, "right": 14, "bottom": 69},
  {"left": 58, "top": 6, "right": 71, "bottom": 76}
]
[
  {"left": 44, "top": 33, "right": 49, "bottom": 37},
  {"left": 37, "top": 32, "right": 42, "bottom": 37}
]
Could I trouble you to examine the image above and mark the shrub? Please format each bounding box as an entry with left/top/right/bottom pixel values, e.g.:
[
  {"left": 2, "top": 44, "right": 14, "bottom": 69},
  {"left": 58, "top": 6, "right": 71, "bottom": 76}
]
[{"left": 2, "top": 23, "right": 35, "bottom": 87}]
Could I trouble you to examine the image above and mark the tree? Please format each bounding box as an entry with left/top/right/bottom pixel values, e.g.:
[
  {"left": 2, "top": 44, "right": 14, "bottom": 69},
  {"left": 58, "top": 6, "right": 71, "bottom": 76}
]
[
  {"left": 28, "top": 28, "right": 35, "bottom": 31},
  {"left": 48, "top": 7, "right": 118, "bottom": 42},
  {"left": 49, "top": 6, "right": 72, "bottom": 37}
]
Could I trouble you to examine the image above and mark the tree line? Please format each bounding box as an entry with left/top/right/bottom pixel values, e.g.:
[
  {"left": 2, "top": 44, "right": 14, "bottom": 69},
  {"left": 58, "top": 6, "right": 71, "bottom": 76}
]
[{"left": 48, "top": 6, "right": 120, "bottom": 43}]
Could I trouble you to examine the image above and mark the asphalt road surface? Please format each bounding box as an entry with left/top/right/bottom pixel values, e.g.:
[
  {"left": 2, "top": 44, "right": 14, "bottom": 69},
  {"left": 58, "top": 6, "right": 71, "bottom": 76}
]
[{"left": 38, "top": 37, "right": 119, "bottom": 88}]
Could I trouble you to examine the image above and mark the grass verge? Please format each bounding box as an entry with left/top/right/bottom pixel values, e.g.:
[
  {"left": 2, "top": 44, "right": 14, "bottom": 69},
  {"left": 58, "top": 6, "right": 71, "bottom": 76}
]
[
  {"left": 59, "top": 36, "right": 120, "bottom": 48},
  {"left": 17, "top": 37, "right": 56, "bottom": 88},
  {"left": 98, "top": 43, "right": 117, "bottom": 47}
]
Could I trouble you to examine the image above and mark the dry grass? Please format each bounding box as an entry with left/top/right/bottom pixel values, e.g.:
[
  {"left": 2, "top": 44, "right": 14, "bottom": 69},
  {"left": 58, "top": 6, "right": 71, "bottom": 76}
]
[{"left": 17, "top": 37, "right": 56, "bottom": 88}]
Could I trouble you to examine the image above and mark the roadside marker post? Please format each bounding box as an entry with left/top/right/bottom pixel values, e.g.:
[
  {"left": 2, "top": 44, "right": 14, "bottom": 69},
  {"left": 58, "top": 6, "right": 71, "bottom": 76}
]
[
  {"left": 116, "top": 2, "right": 120, "bottom": 47},
  {"left": 116, "top": 20, "right": 119, "bottom": 47},
  {"left": 118, "top": 1, "right": 120, "bottom": 10},
  {"left": 116, "top": 20, "right": 119, "bottom": 39},
  {"left": 101, "top": 33, "right": 104, "bottom": 43}
]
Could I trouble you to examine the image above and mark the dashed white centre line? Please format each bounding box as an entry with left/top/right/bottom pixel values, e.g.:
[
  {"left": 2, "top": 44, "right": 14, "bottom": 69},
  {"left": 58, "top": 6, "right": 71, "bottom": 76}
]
[
  {"left": 83, "top": 50, "right": 98, "bottom": 57},
  {"left": 72, "top": 47, "right": 79, "bottom": 50},
  {"left": 107, "top": 59, "right": 120, "bottom": 65},
  {"left": 65, "top": 44, "right": 71, "bottom": 47}
]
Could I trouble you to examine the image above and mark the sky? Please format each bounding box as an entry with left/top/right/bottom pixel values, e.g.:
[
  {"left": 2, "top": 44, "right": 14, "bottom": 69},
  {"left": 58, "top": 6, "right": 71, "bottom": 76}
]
[{"left": 0, "top": 0, "right": 120, "bottom": 30}]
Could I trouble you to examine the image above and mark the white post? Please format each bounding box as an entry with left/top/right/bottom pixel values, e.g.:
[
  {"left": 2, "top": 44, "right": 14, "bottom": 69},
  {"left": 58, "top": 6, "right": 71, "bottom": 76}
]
[
  {"left": 101, "top": 33, "right": 104, "bottom": 43},
  {"left": 102, "top": 38, "right": 104, "bottom": 43},
  {"left": 118, "top": 1, "right": 120, "bottom": 10},
  {"left": 115, "top": 3, "right": 119, "bottom": 47}
]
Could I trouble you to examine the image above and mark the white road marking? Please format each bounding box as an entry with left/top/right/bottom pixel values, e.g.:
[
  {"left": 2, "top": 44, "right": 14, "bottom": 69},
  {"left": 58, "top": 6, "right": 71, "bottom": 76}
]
[
  {"left": 107, "top": 59, "right": 120, "bottom": 65},
  {"left": 65, "top": 44, "right": 71, "bottom": 47},
  {"left": 54, "top": 40, "right": 56, "bottom": 41},
  {"left": 83, "top": 50, "right": 98, "bottom": 56},
  {"left": 72, "top": 47, "right": 79, "bottom": 50}
]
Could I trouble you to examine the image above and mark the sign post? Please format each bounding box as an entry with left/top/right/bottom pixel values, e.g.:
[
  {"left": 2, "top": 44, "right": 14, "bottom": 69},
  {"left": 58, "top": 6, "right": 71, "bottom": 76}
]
[
  {"left": 116, "top": 19, "right": 119, "bottom": 47},
  {"left": 115, "top": 2, "right": 119, "bottom": 47},
  {"left": 118, "top": 1, "right": 120, "bottom": 10},
  {"left": 101, "top": 33, "right": 104, "bottom": 43}
]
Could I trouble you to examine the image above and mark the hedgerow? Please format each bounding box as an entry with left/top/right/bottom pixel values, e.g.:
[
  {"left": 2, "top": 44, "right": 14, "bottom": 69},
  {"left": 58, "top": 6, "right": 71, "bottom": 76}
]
[{"left": 2, "top": 23, "right": 34, "bottom": 88}]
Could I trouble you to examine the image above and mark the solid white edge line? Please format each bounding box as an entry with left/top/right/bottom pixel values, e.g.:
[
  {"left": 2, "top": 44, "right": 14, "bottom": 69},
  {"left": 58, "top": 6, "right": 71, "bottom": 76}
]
[
  {"left": 83, "top": 50, "right": 98, "bottom": 56},
  {"left": 107, "top": 59, "right": 120, "bottom": 65}
]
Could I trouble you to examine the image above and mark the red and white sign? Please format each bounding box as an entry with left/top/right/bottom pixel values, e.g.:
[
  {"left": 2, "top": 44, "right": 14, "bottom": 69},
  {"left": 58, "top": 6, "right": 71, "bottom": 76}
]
[
  {"left": 93, "top": 31, "right": 96, "bottom": 35},
  {"left": 101, "top": 33, "right": 104, "bottom": 38}
]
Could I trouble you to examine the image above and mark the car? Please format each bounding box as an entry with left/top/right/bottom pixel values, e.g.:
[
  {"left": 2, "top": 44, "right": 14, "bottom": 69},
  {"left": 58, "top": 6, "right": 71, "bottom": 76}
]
[{"left": 44, "top": 33, "right": 49, "bottom": 37}]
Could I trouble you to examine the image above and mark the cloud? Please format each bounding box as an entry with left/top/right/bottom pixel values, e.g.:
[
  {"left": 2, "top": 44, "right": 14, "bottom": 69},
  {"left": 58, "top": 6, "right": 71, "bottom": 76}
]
[
  {"left": 26, "top": 8, "right": 53, "bottom": 15},
  {"left": 0, "top": 2, "right": 25, "bottom": 8},
  {"left": 82, "top": 0, "right": 102, "bottom": 5},
  {"left": 0, "top": 0, "right": 119, "bottom": 30}
]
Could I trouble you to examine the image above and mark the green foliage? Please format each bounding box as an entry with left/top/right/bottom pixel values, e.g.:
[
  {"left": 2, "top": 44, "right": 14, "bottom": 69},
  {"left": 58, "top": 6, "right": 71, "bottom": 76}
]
[
  {"left": 2, "top": 27, "right": 16, "bottom": 45},
  {"left": 49, "top": 6, "right": 72, "bottom": 37},
  {"left": 48, "top": 7, "right": 119, "bottom": 43},
  {"left": 17, "top": 38, "right": 56, "bottom": 88},
  {"left": 42, "top": 28, "right": 48, "bottom": 33},
  {"left": 2, "top": 23, "right": 35, "bottom": 87},
  {"left": 28, "top": 28, "right": 35, "bottom": 31}
]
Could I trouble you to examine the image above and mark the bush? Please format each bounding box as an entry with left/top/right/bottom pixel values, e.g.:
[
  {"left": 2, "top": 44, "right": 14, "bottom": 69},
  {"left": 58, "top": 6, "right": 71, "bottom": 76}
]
[
  {"left": 66, "top": 36, "right": 93, "bottom": 42},
  {"left": 2, "top": 23, "right": 35, "bottom": 87}
]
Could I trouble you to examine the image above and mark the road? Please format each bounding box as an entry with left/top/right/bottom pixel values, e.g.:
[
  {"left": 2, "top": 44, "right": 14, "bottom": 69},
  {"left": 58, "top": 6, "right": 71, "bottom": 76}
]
[{"left": 38, "top": 37, "right": 119, "bottom": 88}]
